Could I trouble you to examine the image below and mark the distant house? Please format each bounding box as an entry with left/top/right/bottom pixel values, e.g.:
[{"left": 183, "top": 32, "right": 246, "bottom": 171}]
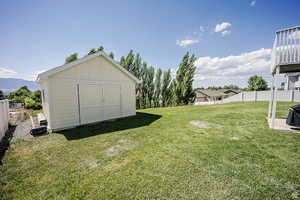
[
  {"left": 195, "top": 89, "right": 241, "bottom": 104},
  {"left": 195, "top": 90, "right": 227, "bottom": 103},
  {"left": 219, "top": 89, "right": 241, "bottom": 96},
  {"left": 285, "top": 73, "right": 300, "bottom": 90}
]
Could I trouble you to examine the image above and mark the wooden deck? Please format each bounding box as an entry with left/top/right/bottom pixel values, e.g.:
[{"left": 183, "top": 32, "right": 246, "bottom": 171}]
[
  {"left": 268, "top": 118, "right": 300, "bottom": 133},
  {"left": 271, "top": 26, "right": 300, "bottom": 74}
]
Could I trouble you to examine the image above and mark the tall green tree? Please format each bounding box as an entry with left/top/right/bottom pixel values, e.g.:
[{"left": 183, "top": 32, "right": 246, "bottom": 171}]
[
  {"left": 97, "top": 46, "right": 104, "bottom": 52},
  {"left": 173, "top": 52, "right": 197, "bottom": 105},
  {"left": 109, "top": 52, "right": 114, "bottom": 59},
  {"left": 140, "top": 62, "right": 148, "bottom": 109},
  {"left": 154, "top": 68, "right": 162, "bottom": 107},
  {"left": 88, "top": 48, "right": 96, "bottom": 55},
  {"left": 247, "top": 75, "right": 268, "bottom": 91},
  {"left": 161, "top": 69, "right": 172, "bottom": 107},
  {"left": 133, "top": 54, "right": 142, "bottom": 109},
  {"left": 65, "top": 53, "right": 78, "bottom": 64},
  {"left": 146, "top": 66, "right": 155, "bottom": 107},
  {"left": 0, "top": 90, "right": 4, "bottom": 100},
  {"left": 120, "top": 50, "right": 135, "bottom": 72}
]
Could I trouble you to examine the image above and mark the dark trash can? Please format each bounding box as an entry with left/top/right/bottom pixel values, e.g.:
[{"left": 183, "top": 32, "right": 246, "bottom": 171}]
[{"left": 286, "top": 104, "right": 300, "bottom": 127}]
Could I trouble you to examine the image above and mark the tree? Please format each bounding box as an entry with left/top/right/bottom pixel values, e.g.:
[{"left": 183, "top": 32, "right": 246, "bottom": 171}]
[
  {"left": 0, "top": 90, "right": 4, "bottom": 100},
  {"left": 120, "top": 50, "right": 135, "bottom": 72},
  {"left": 97, "top": 46, "right": 104, "bottom": 52},
  {"left": 173, "top": 52, "right": 197, "bottom": 105},
  {"left": 65, "top": 53, "right": 78, "bottom": 64},
  {"left": 146, "top": 66, "right": 155, "bottom": 107},
  {"left": 88, "top": 48, "right": 96, "bottom": 55},
  {"left": 133, "top": 54, "right": 142, "bottom": 109},
  {"left": 109, "top": 52, "right": 114, "bottom": 59},
  {"left": 161, "top": 69, "right": 172, "bottom": 107},
  {"left": 154, "top": 68, "right": 162, "bottom": 107},
  {"left": 247, "top": 75, "right": 268, "bottom": 91},
  {"left": 140, "top": 62, "right": 148, "bottom": 109},
  {"left": 223, "top": 84, "right": 240, "bottom": 90}
]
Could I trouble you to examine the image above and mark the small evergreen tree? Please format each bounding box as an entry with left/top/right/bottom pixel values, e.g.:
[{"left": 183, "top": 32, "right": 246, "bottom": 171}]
[
  {"left": 97, "top": 46, "right": 104, "bottom": 52},
  {"left": 65, "top": 53, "right": 78, "bottom": 64},
  {"left": 109, "top": 52, "right": 114, "bottom": 59},
  {"left": 0, "top": 90, "right": 4, "bottom": 100},
  {"left": 88, "top": 48, "right": 96, "bottom": 55}
]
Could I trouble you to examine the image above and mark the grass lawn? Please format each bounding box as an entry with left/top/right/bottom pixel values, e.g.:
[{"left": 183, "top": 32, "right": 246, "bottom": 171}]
[{"left": 1, "top": 102, "right": 300, "bottom": 200}]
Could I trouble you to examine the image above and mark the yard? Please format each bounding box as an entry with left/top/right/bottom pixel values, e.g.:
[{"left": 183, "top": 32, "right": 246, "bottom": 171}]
[{"left": 1, "top": 102, "right": 300, "bottom": 200}]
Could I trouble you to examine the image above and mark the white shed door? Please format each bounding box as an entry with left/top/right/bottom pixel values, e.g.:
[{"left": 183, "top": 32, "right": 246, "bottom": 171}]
[
  {"left": 79, "top": 84, "right": 121, "bottom": 124},
  {"left": 103, "top": 84, "right": 121, "bottom": 120}
]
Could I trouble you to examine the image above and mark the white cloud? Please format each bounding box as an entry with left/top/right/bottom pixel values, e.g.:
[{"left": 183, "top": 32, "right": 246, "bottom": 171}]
[
  {"left": 0, "top": 67, "right": 46, "bottom": 81},
  {"left": 176, "top": 39, "right": 199, "bottom": 47},
  {"left": 193, "top": 48, "right": 271, "bottom": 82},
  {"left": 215, "top": 22, "right": 232, "bottom": 32},
  {"left": 250, "top": 1, "right": 256, "bottom": 7},
  {"left": 0, "top": 67, "right": 18, "bottom": 78},
  {"left": 221, "top": 30, "right": 231, "bottom": 36}
]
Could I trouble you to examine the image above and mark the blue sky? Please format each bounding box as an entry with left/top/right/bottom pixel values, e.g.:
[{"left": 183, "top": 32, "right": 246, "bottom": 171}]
[{"left": 0, "top": 0, "right": 299, "bottom": 87}]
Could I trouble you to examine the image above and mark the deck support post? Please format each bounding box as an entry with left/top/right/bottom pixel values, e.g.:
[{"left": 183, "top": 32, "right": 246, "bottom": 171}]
[
  {"left": 270, "top": 68, "right": 279, "bottom": 128},
  {"left": 268, "top": 74, "right": 275, "bottom": 119}
]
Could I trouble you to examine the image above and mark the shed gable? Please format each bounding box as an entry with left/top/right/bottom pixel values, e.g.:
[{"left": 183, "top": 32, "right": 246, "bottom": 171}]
[{"left": 49, "top": 56, "right": 135, "bottom": 83}]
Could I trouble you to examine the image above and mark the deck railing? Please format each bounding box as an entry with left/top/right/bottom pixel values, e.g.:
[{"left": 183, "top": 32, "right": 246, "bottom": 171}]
[{"left": 271, "top": 26, "right": 300, "bottom": 73}]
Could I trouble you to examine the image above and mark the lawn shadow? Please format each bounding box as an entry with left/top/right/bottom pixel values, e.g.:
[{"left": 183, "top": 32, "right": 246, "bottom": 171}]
[
  {"left": 56, "top": 112, "right": 162, "bottom": 140},
  {"left": 0, "top": 126, "right": 16, "bottom": 165}
]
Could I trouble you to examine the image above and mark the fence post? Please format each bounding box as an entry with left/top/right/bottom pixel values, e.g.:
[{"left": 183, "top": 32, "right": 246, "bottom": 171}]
[
  {"left": 254, "top": 91, "right": 257, "bottom": 102},
  {"left": 290, "top": 90, "right": 294, "bottom": 102},
  {"left": 241, "top": 92, "right": 244, "bottom": 102}
]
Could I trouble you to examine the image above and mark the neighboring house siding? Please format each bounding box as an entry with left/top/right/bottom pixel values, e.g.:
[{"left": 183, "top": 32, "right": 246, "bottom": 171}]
[{"left": 43, "top": 56, "right": 136, "bottom": 130}]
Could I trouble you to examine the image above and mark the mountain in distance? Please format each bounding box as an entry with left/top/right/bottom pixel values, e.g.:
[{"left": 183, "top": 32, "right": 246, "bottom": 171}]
[{"left": 0, "top": 78, "right": 39, "bottom": 93}]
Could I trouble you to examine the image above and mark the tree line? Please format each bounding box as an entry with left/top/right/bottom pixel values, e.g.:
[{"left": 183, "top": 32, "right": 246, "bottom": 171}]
[
  {"left": 65, "top": 47, "right": 197, "bottom": 109},
  {"left": 2, "top": 86, "right": 42, "bottom": 109}
]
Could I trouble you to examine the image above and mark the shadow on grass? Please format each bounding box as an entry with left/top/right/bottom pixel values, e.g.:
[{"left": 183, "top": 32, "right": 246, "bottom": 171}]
[
  {"left": 0, "top": 126, "right": 16, "bottom": 165},
  {"left": 56, "top": 112, "right": 162, "bottom": 140}
]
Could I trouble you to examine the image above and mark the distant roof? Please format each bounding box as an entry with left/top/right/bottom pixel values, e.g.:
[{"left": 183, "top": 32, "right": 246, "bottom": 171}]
[
  {"left": 36, "top": 51, "right": 141, "bottom": 84},
  {"left": 219, "top": 89, "right": 241, "bottom": 94},
  {"left": 195, "top": 90, "right": 228, "bottom": 97}
]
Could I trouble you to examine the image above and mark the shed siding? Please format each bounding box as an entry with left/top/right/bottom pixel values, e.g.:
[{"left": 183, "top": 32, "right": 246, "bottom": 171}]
[{"left": 47, "top": 56, "right": 136, "bottom": 130}]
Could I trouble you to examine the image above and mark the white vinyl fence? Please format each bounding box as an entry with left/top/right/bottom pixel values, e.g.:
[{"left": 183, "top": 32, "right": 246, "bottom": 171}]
[
  {"left": 223, "top": 90, "right": 300, "bottom": 103},
  {"left": 0, "top": 100, "right": 9, "bottom": 141},
  {"left": 197, "top": 90, "right": 300, "bottom": 105}
]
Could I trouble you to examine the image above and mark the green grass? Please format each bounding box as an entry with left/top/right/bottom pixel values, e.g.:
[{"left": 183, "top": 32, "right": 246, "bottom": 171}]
[{"left": 1, "top": 102, "right": 300, "bottom": 200}]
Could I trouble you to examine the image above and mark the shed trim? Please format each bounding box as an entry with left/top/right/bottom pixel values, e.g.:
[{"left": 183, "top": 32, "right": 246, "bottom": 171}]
[{"left": 36, "top": 51, "right": 141, "bottom": 84}]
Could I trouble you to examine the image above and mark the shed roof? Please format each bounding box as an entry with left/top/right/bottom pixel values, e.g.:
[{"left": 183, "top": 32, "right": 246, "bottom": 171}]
[{"left": 36, "top": 51, "right": 141, "bottom": 83}]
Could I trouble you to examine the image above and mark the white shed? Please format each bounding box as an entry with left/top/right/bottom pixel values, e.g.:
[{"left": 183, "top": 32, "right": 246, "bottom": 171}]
[{"left": 36, "top": 51, "right": 140, "bottom": 132}]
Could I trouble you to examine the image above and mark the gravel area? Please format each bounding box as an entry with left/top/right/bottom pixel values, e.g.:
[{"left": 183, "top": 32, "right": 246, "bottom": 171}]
[{"left": 12, "top": 120, "right": 33, "bottom": 141}]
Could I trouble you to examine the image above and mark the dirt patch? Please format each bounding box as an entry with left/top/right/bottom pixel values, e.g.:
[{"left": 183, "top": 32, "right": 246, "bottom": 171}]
[
  {"left": 86, "top": 158, "right": 98, "bottom": 169},
  {"left": 104, "top": 139, "right": 135, "bottom": 157},
  {"left": 104, "top": 159, "right": 129, "bottom": 170},
  {"left": 12, "top": 119, "right": 33, "bottom": 141},
  {"left": 190, "top": 121, "right": 210, "bottom": 128},
  {"left": 229, "top": 137, "right": 240, "bottom": 141}
]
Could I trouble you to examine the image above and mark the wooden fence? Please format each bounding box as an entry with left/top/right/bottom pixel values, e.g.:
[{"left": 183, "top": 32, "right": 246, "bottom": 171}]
[{"left": 0, "top": 100, "right": 9, "bottom": 141}]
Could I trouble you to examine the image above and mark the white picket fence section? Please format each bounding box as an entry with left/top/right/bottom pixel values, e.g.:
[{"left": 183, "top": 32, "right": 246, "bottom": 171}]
[
  {"left": 223, "top": 90, "right": 300, "bottom": 103},
  {"left": 196, "top": 90, "right": 300, "bottom": 105},
  {"left": 0, "top": 100, "right": 9, "bottom": 141}
]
